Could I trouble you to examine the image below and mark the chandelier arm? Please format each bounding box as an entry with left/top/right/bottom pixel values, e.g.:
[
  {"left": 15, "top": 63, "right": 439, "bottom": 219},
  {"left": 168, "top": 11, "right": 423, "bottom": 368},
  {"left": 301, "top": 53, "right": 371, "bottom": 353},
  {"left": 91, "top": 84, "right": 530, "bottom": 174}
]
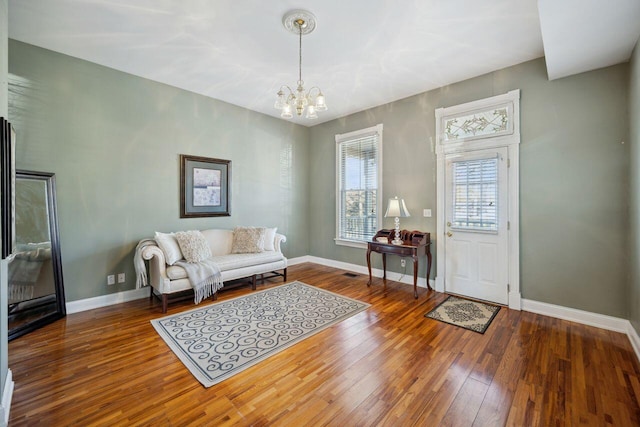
[{"left": 279, "top": 85, "right": 295, "bottom": 96}]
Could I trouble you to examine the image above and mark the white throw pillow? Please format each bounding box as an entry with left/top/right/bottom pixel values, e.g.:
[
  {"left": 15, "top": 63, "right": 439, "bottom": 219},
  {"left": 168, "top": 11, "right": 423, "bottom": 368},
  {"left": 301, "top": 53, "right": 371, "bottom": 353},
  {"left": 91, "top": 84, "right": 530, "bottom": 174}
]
[
  {"left": 263, "top": 227, "right": 277, "bottom": 251},
  {"left": 154, "top": 232, "right": 184, "bottom": 265},
  {"left": 231, "top": 227, "right": 266, "bottom": 254},
  {"left": 174, "top": 230, "right": 212, "bottom": 263}
]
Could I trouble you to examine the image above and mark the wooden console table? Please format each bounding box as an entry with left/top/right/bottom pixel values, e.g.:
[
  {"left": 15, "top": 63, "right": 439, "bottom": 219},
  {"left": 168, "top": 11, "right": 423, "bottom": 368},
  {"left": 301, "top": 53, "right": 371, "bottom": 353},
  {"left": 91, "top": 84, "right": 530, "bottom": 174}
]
[{"left": 366, "top": 229, "right": 432, "bottom": 299}]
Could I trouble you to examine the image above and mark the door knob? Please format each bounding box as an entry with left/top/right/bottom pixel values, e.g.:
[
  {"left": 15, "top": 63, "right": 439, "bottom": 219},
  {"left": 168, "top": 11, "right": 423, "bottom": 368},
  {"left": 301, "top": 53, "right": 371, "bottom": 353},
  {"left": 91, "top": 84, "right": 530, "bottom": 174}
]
[
  {"left": 447, "top": 231, "right": 453, "bottom": 237},
  {"left": 447, "top": 222, "right": 451, "bottom": 227}
]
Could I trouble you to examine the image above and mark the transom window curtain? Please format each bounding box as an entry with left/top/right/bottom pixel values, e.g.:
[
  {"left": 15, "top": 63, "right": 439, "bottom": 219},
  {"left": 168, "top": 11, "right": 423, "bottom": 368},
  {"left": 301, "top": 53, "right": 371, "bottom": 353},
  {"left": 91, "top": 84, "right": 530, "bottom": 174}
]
[{"left": 336, "top": 124, "right": 383, "bottom": 245}]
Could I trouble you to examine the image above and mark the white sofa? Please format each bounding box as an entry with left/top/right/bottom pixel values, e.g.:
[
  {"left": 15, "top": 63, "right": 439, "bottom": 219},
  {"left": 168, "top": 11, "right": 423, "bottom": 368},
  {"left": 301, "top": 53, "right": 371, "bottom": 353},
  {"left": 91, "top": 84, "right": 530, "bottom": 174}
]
[{"left": 141, "top": 229, "right": 287, "bottom": 312}]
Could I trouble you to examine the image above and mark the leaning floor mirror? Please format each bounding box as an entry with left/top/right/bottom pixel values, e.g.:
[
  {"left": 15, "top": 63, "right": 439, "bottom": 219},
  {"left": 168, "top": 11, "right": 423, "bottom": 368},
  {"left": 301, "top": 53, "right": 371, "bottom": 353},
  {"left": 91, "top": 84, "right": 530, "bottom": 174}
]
[{"left": 8, "top": 170, "right": 66, "bottom": 340}]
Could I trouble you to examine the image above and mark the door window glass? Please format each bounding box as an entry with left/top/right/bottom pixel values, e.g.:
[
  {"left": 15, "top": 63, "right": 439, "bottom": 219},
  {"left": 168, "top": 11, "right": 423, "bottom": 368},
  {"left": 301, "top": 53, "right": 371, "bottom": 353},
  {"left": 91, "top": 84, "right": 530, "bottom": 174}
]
[{"left": 452, "top": 157, "right": 498, "bottom": 231}]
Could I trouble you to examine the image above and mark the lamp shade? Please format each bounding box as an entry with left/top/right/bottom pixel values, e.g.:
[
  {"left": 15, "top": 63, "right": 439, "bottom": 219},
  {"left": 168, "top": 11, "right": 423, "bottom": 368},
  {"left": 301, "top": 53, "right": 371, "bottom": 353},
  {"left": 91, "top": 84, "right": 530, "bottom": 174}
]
[{"left": 385, "top": 197, "right": 410, "bottom": 218}]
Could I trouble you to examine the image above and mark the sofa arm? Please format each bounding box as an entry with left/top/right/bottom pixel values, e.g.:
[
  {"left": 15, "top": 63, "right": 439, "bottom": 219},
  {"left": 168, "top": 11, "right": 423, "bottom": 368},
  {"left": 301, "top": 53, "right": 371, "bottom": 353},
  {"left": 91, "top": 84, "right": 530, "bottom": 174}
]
[
  {"left": 274, "top": 233, "right": 287, "bottom": 253},
  {"left": 141, "top": 245, "right": 171, "bottom": 291}
]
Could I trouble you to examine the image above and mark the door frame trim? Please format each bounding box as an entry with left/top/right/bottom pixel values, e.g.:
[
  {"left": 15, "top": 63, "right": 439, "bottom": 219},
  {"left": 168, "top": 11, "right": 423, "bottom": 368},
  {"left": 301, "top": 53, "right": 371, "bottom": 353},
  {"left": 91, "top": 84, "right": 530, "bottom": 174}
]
[{"left": 435, "top": 90, "right": 521, "bottom": 309}]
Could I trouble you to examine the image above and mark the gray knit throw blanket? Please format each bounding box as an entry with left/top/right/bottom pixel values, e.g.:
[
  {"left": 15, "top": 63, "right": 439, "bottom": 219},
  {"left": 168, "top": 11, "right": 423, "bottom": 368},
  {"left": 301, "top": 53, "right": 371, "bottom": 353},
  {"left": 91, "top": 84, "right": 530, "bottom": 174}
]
[{"left": 175, "top": 259, "right": 224, "bottom": 304}]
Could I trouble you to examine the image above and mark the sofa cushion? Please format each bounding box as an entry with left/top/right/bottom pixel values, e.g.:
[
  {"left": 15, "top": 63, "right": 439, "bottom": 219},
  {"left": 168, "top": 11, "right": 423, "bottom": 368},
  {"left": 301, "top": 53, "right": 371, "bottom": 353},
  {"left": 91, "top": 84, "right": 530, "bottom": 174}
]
[
  {"left": 264, "top": 227, "right": 277, "bottom": 251},
  {"left": 154, "top": 232, "right": 183, "bottom": 265},
  {"left": 165, "top": 251, "right": 284, "bottom": 280},
  {"left": 231, "top": 227, "right": 266, "bottom": 253},
  {"left": 174, "top": 230, "right": 212, "bottom": 263}
]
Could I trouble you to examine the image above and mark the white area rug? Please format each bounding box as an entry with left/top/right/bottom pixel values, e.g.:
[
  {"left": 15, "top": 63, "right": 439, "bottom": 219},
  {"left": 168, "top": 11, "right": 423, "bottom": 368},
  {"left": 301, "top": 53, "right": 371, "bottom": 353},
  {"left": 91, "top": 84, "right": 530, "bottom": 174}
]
[{"left": 151, "top": 281, "right": 370, "bottom": 387}]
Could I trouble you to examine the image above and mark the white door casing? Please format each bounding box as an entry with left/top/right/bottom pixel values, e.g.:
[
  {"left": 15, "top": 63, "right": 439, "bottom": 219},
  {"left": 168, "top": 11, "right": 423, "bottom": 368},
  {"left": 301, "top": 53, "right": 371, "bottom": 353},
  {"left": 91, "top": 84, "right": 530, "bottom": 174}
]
[{"left": 435, "top": 90, "right": 521, "bottom": 309}]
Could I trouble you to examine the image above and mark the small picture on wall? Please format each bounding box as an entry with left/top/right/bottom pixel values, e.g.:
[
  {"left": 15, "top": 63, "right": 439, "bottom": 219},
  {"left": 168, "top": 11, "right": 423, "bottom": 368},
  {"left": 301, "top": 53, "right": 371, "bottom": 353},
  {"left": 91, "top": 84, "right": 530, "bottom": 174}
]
[{"left": 180, "top": 155, "right": 231, "bottom": 217}]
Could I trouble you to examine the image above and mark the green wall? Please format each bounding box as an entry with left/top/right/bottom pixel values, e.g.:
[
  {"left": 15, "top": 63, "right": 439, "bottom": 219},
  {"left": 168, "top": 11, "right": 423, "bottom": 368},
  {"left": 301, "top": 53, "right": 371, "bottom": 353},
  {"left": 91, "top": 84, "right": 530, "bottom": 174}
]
[
  {"left": 630, "top": 41, "right": 640, "bottom": 332},
  {"left": 309, "top": 58, "right": 630, "bottom": 318},
  {"left": 8, "top": 40, "right": 310, "bottom": 302}
]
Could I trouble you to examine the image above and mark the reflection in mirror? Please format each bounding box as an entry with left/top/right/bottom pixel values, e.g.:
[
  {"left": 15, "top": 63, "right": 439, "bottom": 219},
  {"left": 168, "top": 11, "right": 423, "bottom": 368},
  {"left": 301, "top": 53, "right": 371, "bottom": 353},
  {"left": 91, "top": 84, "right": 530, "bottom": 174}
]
[{"left": 8, "top": 170, "right": 65, "bottom": 340}]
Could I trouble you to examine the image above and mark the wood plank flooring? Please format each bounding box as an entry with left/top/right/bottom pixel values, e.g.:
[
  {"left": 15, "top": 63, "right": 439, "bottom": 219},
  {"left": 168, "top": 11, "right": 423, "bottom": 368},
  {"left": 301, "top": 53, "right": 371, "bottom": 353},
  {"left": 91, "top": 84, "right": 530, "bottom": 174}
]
[{"left": 8, "top": 263, "right": 640, "bottom": 426}]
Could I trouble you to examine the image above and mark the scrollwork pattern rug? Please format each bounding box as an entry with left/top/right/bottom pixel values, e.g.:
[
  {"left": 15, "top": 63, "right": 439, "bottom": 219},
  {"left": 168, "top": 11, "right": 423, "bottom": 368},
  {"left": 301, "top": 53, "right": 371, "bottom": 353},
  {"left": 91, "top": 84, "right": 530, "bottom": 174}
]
[
  {"left": 151, "top": 281, "right": 370, "bottom": 387},
  {"left": 425, "top": 295, "right": 500, "bottom": 334}
]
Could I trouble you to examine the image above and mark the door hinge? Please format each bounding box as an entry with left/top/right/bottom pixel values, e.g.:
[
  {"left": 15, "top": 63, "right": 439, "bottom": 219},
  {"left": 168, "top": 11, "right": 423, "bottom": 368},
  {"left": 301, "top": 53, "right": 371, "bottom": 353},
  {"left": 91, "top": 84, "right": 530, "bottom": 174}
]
[
  {"left": 507, "top": 284, "right": 510, "bottom": 292},
  {"left": 507, "top": 221, "right": 510, "bottom": 230},
  {"left": 507, "top": 158, "right": 511, "bottom": 168}
]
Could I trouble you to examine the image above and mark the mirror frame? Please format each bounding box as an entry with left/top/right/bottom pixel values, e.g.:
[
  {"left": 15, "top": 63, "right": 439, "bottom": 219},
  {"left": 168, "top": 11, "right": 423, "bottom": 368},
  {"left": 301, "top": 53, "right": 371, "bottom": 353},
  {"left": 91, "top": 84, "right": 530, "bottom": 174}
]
[{"left": 8, "top": 170, "right": 66, "bottom": 341}]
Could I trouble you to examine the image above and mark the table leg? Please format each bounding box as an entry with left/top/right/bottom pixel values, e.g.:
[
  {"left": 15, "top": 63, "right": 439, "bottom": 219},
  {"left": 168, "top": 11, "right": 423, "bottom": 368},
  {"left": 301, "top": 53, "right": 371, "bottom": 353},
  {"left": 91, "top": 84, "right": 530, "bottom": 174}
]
[
  {"left": 382, "top": 253, "right": 387, "bottom": 292},
  {"left": 426, "top": 250, "right": 433, "bottom": 290},
  {"left": 382, "top": 253, "right": 387, "bottom": 281},
  {"left": 412, "top": 256, "right": 419, "bottom": 299},
  {"left": 366, "top": 247, "right": 373, "bottom": 286}
]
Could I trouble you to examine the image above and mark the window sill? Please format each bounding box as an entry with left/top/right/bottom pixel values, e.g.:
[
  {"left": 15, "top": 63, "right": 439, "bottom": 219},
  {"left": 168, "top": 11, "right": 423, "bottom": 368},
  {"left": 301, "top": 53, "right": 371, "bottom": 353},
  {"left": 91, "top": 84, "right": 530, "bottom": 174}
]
[{"left": 334, "top": 238, "right": 368, "bottom": 249}]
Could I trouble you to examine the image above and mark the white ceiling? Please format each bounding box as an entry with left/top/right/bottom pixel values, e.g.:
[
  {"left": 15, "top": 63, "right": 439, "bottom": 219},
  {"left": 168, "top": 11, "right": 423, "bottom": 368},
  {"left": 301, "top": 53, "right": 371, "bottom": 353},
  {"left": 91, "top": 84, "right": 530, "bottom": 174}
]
[{"left": 7, "top": 1, "right": 640, "bottom": 126}]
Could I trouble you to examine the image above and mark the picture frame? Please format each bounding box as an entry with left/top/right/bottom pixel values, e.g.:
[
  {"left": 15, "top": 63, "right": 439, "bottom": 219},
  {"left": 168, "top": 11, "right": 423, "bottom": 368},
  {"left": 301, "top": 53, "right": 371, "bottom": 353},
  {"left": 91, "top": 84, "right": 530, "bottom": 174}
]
[
  {"left": 1, "top": 117, "right": 16, "bottom": 259},
  {"left": 180, "top": 154, "right": 231, "bottom": 218}
]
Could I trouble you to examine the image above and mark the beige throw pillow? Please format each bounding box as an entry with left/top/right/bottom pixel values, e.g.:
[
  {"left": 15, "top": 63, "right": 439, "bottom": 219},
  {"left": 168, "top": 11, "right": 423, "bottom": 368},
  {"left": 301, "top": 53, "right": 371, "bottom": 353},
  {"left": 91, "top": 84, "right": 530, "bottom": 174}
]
[
  {"left": 231, "top": 227, "right": 266, "bottom": 254},
  {"left": 154, "top": 231, "right": 184, "bottom": 265},
  {"left": 174, "top": 230, "right": 212, "bottom": 263}
]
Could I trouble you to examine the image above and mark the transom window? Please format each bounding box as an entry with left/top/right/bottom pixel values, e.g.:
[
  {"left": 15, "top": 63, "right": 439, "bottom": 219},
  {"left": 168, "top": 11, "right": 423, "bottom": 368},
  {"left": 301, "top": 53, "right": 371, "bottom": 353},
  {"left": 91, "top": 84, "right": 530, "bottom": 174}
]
[
  {"left": 452, "top": 157, "right": 498, "bottom": 231},
  {"left": 335, "top": 124, "right": 383, "bottom": 246}
]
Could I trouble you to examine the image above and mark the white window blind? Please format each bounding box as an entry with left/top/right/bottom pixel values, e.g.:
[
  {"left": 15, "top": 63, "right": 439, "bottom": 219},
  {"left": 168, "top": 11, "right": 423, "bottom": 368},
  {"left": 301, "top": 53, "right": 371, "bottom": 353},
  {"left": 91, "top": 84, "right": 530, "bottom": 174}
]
[
  {"left": 336, "top": 125, "right": 382, "bottom": 244},
  {"left": 452, "top": 157, "right": 498, "bottom": 231}
]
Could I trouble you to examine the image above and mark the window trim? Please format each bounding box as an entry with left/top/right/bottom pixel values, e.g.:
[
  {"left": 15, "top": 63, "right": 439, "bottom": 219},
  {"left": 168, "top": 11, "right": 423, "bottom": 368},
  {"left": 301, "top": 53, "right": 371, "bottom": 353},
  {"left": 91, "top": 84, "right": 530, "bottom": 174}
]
[{"left": 335, "top": 124, "right": 383, "bottom": 248}]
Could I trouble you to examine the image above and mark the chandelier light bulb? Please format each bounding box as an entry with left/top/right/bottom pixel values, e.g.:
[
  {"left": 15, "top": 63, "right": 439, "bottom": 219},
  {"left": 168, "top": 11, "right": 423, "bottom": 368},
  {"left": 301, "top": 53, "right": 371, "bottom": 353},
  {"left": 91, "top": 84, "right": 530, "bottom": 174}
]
[
  {"left": 314, "top": 93, "right": 327, "bottom": 111},
  {"left": 274, "top": 90, "right": 286, "bottom": 109},
  {"left": 306, "top": 105, "right": 318, "bottom": 119},
  {"left": 280, "top": 103, "right": 293, "bottom": 119},
  {"left": 275, "top": 10, "right": 327, "bottom": 120}
]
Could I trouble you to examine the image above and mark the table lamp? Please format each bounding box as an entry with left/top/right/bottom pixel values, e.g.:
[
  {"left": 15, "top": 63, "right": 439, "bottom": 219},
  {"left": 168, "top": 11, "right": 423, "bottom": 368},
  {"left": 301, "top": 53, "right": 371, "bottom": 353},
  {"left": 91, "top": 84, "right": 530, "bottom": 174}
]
[{"left": 385, "top": 196, "right": 410, "bottom": 245}]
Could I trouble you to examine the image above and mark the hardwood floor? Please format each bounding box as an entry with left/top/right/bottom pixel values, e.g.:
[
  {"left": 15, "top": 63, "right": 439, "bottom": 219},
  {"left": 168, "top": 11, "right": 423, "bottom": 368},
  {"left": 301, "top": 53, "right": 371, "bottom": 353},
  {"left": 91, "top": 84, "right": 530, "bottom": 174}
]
[{"left": 8, "top": 263, "right": 640, "bottom": 426}]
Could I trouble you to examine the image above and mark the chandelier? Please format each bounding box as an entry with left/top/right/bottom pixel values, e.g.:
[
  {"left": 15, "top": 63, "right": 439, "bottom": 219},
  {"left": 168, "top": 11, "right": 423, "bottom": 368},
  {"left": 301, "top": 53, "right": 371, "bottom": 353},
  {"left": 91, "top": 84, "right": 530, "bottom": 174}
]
[{"left": 274, "top": 10, "right": 327, "bottom": 120}]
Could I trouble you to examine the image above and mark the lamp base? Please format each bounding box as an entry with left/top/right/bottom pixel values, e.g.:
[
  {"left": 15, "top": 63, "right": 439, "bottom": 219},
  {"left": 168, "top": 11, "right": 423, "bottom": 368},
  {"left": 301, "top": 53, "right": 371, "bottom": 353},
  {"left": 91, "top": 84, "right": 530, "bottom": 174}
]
[{"left": 392, "top": 217, "right": 403, "bottom": 245}]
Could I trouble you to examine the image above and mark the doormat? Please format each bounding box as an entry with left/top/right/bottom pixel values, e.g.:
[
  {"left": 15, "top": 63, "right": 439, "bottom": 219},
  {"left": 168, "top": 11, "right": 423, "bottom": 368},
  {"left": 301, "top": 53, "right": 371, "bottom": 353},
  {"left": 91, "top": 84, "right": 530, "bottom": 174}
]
[
  {"left": 425, "top": 295, "right": 500, "bottom": 334},
  {"left": 151, "top": 281, "right": 370, "bottom": 387}
]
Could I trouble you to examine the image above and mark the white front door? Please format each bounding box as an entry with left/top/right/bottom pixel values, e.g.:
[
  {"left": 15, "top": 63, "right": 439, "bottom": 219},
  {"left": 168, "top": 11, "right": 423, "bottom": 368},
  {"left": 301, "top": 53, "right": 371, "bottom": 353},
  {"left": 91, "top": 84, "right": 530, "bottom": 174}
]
[{"left": 444, "top": 147, "right": 509, "bottom": 304}]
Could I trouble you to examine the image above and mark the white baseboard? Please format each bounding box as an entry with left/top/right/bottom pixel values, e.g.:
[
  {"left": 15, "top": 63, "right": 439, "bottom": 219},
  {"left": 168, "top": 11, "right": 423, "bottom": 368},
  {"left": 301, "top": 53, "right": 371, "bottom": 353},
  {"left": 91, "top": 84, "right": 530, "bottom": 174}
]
[
  {"left": 287, "top": 256, "right": 312, "bottom": 266},
  {"left": 66, "top": 287, "right": 149, "bottom": 314},
  {"left": 521, "top": 299, "right": 629, "bottom": 333},
  {"left": 627, "top": 322, "right": 640, "bottom": 363},
  {"left": 0, "top": 369, "right": 13, "bottom": 426}
]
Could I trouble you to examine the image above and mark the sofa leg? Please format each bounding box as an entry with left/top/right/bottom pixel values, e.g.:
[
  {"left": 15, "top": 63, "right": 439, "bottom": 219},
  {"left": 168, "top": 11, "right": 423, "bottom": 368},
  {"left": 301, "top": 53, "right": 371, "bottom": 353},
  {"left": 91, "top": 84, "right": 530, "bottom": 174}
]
[
  {"left": 251, "top": 274, "right": 257, "bottom": 290},
  {"left": 213, "top": 292, "right": 218, "bottom": 301},
  {"left": 149, "top": 286, "right": 154, "bottom": 301},
  {"left": 162, "top": 294, "right": 168, "bottom": 313},
  {"left": 283, "top": 268, "right": 287, "bottom": 282}
]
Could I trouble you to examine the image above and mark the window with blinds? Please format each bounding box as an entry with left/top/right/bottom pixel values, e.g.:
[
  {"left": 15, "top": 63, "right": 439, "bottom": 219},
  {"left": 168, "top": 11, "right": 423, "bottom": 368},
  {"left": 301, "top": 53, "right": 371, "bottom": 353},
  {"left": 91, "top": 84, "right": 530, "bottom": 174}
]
[
  {"left": 336, "top": 125, "right": 382, "bottom": 244},
  {"left": 452, "top": 157, "right": 498, "bottom": 231}
]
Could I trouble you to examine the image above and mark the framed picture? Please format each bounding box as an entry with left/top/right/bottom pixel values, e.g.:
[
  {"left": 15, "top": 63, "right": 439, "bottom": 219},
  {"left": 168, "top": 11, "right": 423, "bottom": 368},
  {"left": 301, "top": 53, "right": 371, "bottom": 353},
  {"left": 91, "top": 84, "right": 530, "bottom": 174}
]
[
  {"left": 180, "top": 154, "right": 231, "bottom": 218},
  {"left": 1, "top": 117, "right": 16, "bottom": 259}
]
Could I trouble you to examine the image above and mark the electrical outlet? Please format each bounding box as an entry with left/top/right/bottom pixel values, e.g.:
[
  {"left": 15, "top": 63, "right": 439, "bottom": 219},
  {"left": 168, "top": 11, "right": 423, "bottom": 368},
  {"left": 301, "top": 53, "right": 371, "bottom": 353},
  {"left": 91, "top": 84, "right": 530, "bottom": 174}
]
[
  {"left": 117, "top": 273, "right": 125, "bottom": 283},
  {"left": 423, "top": 209, "right": 432, "bottom": 217},
  {"left": 400, "top": 259, "right": 406, "bottom": 268},
  {"left": 107, "top": 275, "right": 115, "bottom": 285}
]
